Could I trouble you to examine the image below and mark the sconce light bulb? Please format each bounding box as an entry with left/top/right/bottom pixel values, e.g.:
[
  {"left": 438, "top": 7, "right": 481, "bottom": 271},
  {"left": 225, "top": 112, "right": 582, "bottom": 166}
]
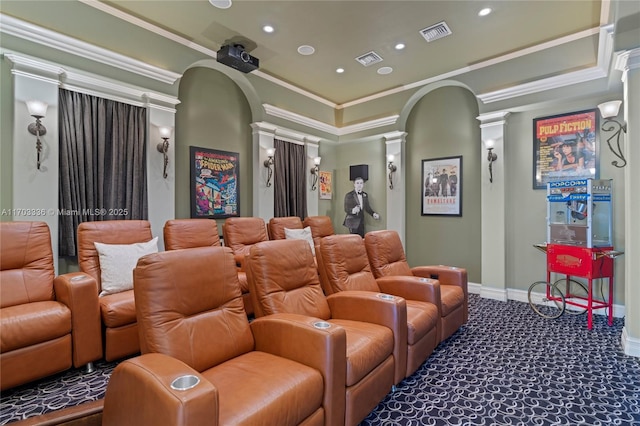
[
  {"left": 387, "top": 154, "right": 395, "bottom": 162},
  {"left": 266, "top": 147, "right": 275, "bottom": 157},
  {"left": 26, "top": 100, "right": 48, "bottom": 118},
  {"left": 159, "top": 127, "right": 172, "bottom": 138},
  {"left": 313, "top": 156, "right": 321, "bottom": 166}
]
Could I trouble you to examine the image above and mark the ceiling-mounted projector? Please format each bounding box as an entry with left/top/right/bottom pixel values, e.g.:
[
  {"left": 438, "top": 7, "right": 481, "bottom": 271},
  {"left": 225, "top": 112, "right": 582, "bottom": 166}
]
[{"left": 216, "top": 44, "right": 259, "bottom": 73}]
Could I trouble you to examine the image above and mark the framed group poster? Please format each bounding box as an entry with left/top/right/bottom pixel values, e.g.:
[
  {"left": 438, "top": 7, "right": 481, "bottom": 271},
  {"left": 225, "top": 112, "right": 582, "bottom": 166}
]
[
  {"left": 421, "top": 156, "right": 462, "bottom": 216},
  {"left": 533, "top": 109, "right": 599, "bottom": 189},
  {"left": 319, "top": 170, "right": 333, "bottom": 199},
  {"left": 190, "top": 146, "right": 240, "bottom": 218}
]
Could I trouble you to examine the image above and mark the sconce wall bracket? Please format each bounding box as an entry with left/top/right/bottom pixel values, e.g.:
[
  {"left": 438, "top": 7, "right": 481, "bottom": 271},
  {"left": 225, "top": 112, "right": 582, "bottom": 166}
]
[
  {"left": 487, "top": 148, "right": 498, "bottom": 183},
  {"left": 157, "top": 138, "right": 170, "bottom": 179},
  {"left": 387, "top": 162, "right": 397, "bottom": 189},
  {"left": 601, "top": 118, "right": 627, "bottom": 168}
]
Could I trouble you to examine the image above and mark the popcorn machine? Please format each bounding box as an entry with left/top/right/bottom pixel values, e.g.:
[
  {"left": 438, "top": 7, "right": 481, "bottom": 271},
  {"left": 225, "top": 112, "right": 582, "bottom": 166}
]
[{"left": 531, "top": 178, "right": 622, "bottom": 329}]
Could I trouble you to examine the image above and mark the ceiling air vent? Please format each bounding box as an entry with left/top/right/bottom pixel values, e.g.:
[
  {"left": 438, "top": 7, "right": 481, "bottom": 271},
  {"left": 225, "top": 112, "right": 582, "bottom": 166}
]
[
  {"left": 419, "top": 21, "right": 452, "bottom": 42},
  {"left": 355, "top": 51, "right": 383, "bottom": 67}
]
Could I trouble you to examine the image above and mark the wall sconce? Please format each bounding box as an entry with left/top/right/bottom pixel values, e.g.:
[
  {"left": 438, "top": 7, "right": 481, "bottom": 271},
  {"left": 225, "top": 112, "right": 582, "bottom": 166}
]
[
  {"left": 157, "top": 127, "right": 172, "bottom": 179},
  {"left": 26, "top": 100, "right": 48, "bottom": 170},
  {"left": 310, "top": 156, "right": 321, "bottom": 191},
  {"left": 387, "top": 154, "right": 397, "bottom": 189},
  {"left": 264, "top": 147, "right": 275, "bottom": 187},
  {"left": 485, "top": 139, "right": 498, "bottom": 183},
  {"left": 597, "top": 100, "right": 627, "bottom": 168}
]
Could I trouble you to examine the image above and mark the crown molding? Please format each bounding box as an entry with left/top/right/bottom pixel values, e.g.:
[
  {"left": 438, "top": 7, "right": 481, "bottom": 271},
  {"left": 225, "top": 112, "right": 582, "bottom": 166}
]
[
  {"left": 263, "top": 104, "right": 399, "bottom": 137},
  {"left": 3, "top": 52, "right": 179, "bottom": 111},
  {"left": 0, "top": 13, "right": 181, "bottom": 85},
  {"left": 478, "top": 25, "right": 613, "bottom": 104}
]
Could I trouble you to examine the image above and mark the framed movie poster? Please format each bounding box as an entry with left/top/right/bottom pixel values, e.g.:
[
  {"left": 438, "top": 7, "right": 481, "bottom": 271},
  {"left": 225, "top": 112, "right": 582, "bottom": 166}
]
[
  {"left": 190, "top": 146, "right": 239, "bottom": 218},
  {"left": 319, "top": 170, "right": 333, "bottom": 199},
  {"left": 422, "top": 156, "right": 462, "bottom": 216},
  {"left": 533, "top": 109, "right": 599, "bottom": 189}
]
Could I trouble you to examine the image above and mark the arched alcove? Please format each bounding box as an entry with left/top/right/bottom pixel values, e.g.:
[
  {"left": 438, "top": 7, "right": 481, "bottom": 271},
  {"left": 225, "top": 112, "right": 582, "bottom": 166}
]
[
  {"left": 403, "top": 84, "right": 482, "bottom": 282},
  {"left": 175, "top": 66, "right": 253, "bottom": 221}
]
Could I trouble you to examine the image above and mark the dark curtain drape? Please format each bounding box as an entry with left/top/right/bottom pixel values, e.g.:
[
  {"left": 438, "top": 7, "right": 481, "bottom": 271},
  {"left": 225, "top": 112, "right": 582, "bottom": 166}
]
[
  {"left": 58, "top": 89, "right": 148, "bottom": 256},
  {"left": 273, "top": 138, "right": 307, "bottom": 219}
]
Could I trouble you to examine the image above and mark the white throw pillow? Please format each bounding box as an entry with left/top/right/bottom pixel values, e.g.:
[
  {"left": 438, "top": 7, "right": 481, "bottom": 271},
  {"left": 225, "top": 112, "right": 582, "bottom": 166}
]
[
  {"left": 284, "top": 226, "right": 315, "bottom": 256},
  {"left": 95, "top": 237, "right": 159, "bottom": 296}
]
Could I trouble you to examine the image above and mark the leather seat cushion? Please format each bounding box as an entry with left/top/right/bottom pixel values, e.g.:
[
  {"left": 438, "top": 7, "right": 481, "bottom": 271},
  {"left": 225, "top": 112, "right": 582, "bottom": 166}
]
[
  {"left": 100, "top": 290, "right": 136, "bottom": 328},
  {"left": 203, "top": 351, "right": 323, "bottom": 425},
  {"left": 440, "top": 286, "right": 465, "bottom": 317},
  {"left": 0, "top": 301, "right": 71, "bottom": 352},
  {"left": 329, "top": 319, "right": 394, "bottom": 387},
  {"left": 406, "top": 300, "right": 439, "bottom": 345}
]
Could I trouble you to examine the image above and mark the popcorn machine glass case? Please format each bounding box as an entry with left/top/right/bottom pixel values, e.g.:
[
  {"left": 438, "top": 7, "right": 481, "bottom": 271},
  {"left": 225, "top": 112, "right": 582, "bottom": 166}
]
[{"left": 547, "top": 179, "right": 613, "bottom": 248}]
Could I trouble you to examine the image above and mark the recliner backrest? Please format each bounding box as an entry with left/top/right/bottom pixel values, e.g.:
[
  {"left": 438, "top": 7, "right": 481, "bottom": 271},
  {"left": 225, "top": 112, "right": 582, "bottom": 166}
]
[
  {"left": 0, "top": 221, "right": 55, "bottom": 308},
  {"left": 267, "top": 216, "right": 303, "bottom": 240},
  {"left": 302, "top": 216, "right": 334, "bottom": 246},
  {"left": 364, "top": 230, "right": 414, "bottom": 278},
  {"left": 134, "top": 246, "right": 254, "bottom": 373},
  {"left": 317, "top": 234, "right": 380, "bottom": 295},
  {"left": 222, "top": 217, "right": 268, "bottom": 262},
  {"left": 164, "top": 219, "right": 220, "bottom": 250},
  {"left": 245, "top": 239, "right": 331, "bottom": 320},
  {"left": 77, "top": 220, "right": 153, "bottom": 293}
]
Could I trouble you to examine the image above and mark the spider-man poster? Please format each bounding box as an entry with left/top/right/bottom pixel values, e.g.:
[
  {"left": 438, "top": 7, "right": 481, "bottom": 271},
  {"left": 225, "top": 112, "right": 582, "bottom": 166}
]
[{"left": 190, "top": 146, "right": 239, "bottom": 218}]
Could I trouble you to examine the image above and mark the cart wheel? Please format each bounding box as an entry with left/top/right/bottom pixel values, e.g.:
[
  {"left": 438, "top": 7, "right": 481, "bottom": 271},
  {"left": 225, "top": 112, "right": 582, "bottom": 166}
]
[
  {"left": 528, "top": 281, "right": 565, "bottom": 319},
  {"left": 553, "top": 278, "right": 588, "bottom": 315}
]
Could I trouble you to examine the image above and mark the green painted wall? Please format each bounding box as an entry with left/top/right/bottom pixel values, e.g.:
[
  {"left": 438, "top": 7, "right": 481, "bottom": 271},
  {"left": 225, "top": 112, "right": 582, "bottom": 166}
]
[
  {"left": 404, "top": 86, "right": 482, "bottom": 282},
  {"left": 175, "top": 67, "right": 253, "bottom": 230}
]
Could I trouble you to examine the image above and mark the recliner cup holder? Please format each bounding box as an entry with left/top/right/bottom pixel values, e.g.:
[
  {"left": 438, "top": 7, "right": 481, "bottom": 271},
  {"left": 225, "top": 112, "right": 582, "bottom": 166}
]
[
  {"left": 170, "top": 375, "right": 200, "bottom": 391},
  {"left": 313, "top": 321, "right": 331, "bottom": 329},
  {"left": 377, "top": 293, "right": 395, "bottom": 300}
]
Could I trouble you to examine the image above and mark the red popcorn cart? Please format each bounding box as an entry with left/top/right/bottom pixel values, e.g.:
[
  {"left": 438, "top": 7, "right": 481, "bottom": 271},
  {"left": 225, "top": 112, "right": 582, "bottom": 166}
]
[{"left": 529, "top": 178, "right": 623, "bottom": 329}]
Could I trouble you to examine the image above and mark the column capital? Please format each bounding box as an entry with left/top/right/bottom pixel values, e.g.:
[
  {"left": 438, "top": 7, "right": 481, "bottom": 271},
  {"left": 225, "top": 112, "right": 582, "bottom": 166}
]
[{"left": 477, "top": 111, "right": 511, "bottom": 127}]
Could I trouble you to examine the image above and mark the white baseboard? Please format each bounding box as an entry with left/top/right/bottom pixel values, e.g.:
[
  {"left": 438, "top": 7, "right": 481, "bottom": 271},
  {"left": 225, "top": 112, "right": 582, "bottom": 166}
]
[{"left": 621, "top": 327, "right": 640, "bottom": 357}]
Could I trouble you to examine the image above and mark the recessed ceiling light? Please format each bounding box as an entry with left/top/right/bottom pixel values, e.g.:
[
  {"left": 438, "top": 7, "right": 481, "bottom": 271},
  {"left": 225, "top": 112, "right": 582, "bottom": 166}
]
[
  {"left": 394, "top": 43, "right": 405, "bottom": 50},
  {"left": 377, "top": 66, "right": 393, "bottom": 75},
  {"left": 478, "top": 8, "right": 492, "bottom": 16},
  {"left": 209, "top": 0, "right": 232, "bottom": 9},
  {"left": 336, "top": 68, "right": 345, "bottom": 74},
  {"left": 297, "top": 45, "right": 315, "bottom": 55},
  {"left": 263, "top": 25, "right": 274, "bottom": 33}
]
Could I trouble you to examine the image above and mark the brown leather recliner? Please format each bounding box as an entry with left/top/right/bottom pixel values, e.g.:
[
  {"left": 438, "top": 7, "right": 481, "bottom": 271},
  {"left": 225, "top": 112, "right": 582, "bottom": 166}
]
[
  {"left": 267, "top": 216, "right": 303, "bottom": 240},
  {"left": 318, "top": 234, "right": 440, "bottom": 381},
  {"left": 222, "top": 217, "right": 270, "bottom": 316},
  {"left": 77, "top": 220, "right": 154, "bottom": 361},
  {"left": 1, "top": 221, "right": 102, "bottom": 390},
  {"left": 245, "top": 238, "right": 403, "bottom": 426},
  {"left": 103, "top": 246, "right": 346, "bottom": 426},
  {"left": 303, "top": 215, "right": 335, "bottom": 247},
  {"left": 163, "top": 219, "right": 221, "bottom": 250},
  {"left": 364, "top": 230, "right": 468, "bottom": 343}
]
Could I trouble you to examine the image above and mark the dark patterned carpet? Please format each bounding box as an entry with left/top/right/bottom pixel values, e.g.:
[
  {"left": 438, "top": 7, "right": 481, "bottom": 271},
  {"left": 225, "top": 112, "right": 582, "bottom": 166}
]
[{"left": 2, "top": 294, "right": 639, "bottom": 425}]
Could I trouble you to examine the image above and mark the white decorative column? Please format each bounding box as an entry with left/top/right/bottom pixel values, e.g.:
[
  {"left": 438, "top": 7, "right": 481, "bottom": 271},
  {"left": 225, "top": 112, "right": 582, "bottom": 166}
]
[
  {"left": 250, "top": 122, "right": 276, "bottom": 222},
  {"left": 9, "top": 55, "right": 61, "bottom": 271},
  {"left": 306, "top": 138, "right": 321, "bottom": 216},
  {"left": 617, "top": 48, "right": 640, "bottom": 357},
  {"left": 146, "top": 101, "right": 178, "bottom": 250},
  {"left": 477, "top": 111, "right": 510, "bottom": 301},
  {"left": 384, "top": 131, "right": 407, "bottom": 245}
]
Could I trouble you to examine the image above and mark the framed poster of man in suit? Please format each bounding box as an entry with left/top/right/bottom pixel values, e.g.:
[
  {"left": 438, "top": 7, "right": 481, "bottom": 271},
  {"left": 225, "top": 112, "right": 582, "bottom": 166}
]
[
  {"left": 422, "top": 156, "right": 462, "bottom": 216},
  {"left": 343, "top": 176, "right": 380, "bottom": 237}
]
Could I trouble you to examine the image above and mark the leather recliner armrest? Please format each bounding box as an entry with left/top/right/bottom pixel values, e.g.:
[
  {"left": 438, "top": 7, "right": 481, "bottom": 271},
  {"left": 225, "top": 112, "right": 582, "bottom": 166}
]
[
  {"left": 102, "top": 353, "right": 218, "bottom": 426},
  {"left": 411, "top": 266, "right": 467, "bottom": 292},
  {"left": 251, "top": 313, "right": 347, "bottom": 426},
  {"left": 326, "top": 290, "right": 408, "bottom": 385},
  {"left": 376, "top": 276, "right": 441, "bottom": 308},
  {"left": 53, "top": 272, "right": 102, "bottom": 367}
]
